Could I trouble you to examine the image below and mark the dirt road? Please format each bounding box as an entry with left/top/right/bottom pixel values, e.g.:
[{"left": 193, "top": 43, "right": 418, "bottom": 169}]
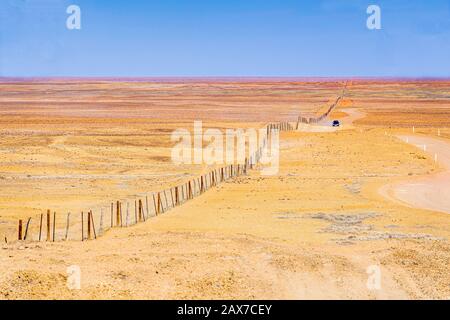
[
  {"left": 296, "top": 108, "right": 365, "bottom": 132},
  {"left": 382, "top": 135, "right": 450, "bottom": 215}
]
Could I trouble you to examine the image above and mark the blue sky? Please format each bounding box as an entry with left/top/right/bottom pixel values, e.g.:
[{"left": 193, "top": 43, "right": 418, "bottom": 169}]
[{"left": 1, "top": 0, "right": 449, "bottom": 77}]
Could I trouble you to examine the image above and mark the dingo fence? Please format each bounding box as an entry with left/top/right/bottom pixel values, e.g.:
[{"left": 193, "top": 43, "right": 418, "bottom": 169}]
[
  {"left": 10, "top": 91, "right": 344, "bottom": 244},
  {"left": 12, "top": 121, "right": 294, "bottom": 243},
  {"left": 296, "top": 95, "right": 343, "bottom": 128}
]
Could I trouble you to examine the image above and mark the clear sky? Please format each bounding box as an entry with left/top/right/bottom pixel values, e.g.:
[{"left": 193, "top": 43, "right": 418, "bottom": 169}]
[{"left": 1, "top": 0, "right": 449, "bottom": 77}]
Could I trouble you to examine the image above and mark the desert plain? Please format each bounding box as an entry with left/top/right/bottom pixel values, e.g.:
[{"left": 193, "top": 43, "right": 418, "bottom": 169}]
[{"left": 0, "top": 78, "right": 449, "bottom": 299}]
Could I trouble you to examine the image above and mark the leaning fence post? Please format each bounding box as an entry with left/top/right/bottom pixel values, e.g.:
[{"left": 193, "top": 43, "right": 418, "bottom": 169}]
[
  {"left": 153, "top": 194, "right": 158, "bottom": 216},
  {"left": 170, "top": 189, "right": 175, "bottom": 207},
  {"left": 90, "top": 210, "right": 97, "bottom": 240},
  {"left": 157, "top": 192, "right": 163, "bottom": 213},
  {"left": 39, "top": 213, "right": 43, "bottom": 241},
  {"left": 24, "top": 217, "right": 31, "bottom": 241},
  {"left": 163, "top": 190, "right": 169, "bottom": 209},
  {"left": 65, "top": 212, "right": 71, "bottom": 241}
]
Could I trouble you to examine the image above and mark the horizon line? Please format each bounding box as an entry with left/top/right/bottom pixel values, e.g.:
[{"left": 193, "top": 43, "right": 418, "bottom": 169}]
[{"left": 1, "top": 76, "right": 450, "bottom": 83}]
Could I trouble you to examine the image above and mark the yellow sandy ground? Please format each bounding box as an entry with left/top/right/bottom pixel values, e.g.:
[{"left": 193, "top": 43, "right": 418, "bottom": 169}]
[
  {"left": 1, "top": 125, "right": 449, "bottom": 299},
  {"left": 0, "top": 80, "right": 449, "bottom": 299}
]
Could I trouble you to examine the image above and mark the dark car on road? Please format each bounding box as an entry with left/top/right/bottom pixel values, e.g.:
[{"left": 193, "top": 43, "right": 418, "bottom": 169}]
[{"left": 332, "top": 120, "right": 340, "bottom": 127}]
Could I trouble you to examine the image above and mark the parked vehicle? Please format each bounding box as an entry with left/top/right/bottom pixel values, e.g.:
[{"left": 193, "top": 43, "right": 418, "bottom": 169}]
[{"left": 332, "top": 120, "right": 340, "bottom": 127}]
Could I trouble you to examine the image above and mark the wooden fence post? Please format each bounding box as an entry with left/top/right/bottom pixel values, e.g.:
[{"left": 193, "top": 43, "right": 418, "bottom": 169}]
[
  {"left": 24, "top": 217, "right": 31, "bottom": 241},
  {"left": 18, "top": 220, "right": 22, "bottom": 240},
  {"left": 90, "top": 210, "right": 97, "bottom": 240},
  {"left": 138, "top": 199, "right": 143, "bottom": 222},
  {"left": 153, "top": 194, "right": 158, "bottom": 216},
  {"left": 87, "top": 211, "right": 91, "bottom": 240},
  {"left": 53, "top": 211, "right": 56, "bottom": 242},
  {"left": 163, "top": 191, "right": 169, "bottom": 210},
  {"left": 46, "top": 210, "right": 51, "bottom": 241},
  {"left": 200, "top": 176, "right": 204, "bottom": 193},
  {"left": 126, "top": 202, "right": 130, "bottom": 226},
  {"left": 157, "top": 192, "right": 163, "bottom": 214},
  {"left": 146, "top": 196, "right": 150, "bottom": 219},
  {"left": 39, "top": 213, "right": 43, "bottom": 241},
  {"left": 110, "top": 202, "right": 113, "bottom": 228},
  {"left": 65, "top": 212, "right": 71, "bottom": 241},
  {"left": 170, "top": 188, "right": 175, "bottom": 207},
  {"left": 143, "top": 198, "right": 148, "bottom": 221},
  {"left": 81, "top": 211, "right": 84, "bottom": 241},
  {"left": 119, "top": 202, "right": 123, "bottom": 227},
  {"left": 116, "top": 201, "right": 120, "bottom": 227},
  {"left": 188, "top": 181, "right": 193, "bottom": 199}
]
